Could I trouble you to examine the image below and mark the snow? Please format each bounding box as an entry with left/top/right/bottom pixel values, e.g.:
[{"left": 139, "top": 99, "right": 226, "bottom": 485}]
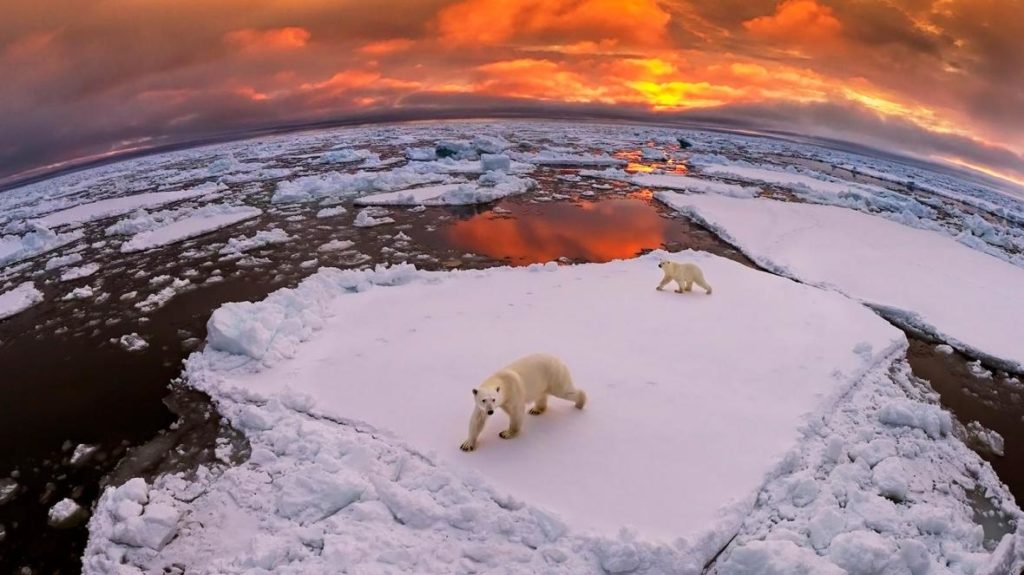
[
  {"left": 120, "top": 206, "right": 261, "bottom": 253},
  {"left": 315, "top": 206, "right": 347, "bottom": 219},
  {"left": 965, "top": 421, "right": 1005, "bottom": 457},
  {"left": 0, "top": 224, "right": 83, "bottom": 267},
  {"left": 719, "top": 539, "right": 844, "bottom": 574},
  {"left": 136, "top": 279, "right": 192, "bottom": 313},
  {"left": 582, "top": 168, "right": 760, "bottom": 198},
  {"left": 525, "top": 150, "right": 627, "bottom": 167},
  {"left": 641, "top": 147, "right": 667, "bottom": 161},
  {"left": 353, "top": 174, "right": 534, "bottom": 207},
  {"left": 826, "top": 530, "right": 899, "bottom": 574},
  {"left": 89, "top": 479, "right": 181, "bottom": 552},
  {"left": 633, "top": 174, "right": 759, "bottom": 198},
  {"left": 188, "top": 253, "right": 899, "bottom": 552},
  {"left": 317, "top": 239, "right": 355, "bottom": 253},
  {"left": 31, "top": 186, "right": 222, "bottom": 228},
  {"left": 317, "top": 148, "right": 376, "bottom": 164},
  {"left": 271, "top": 168, "right": 451, "bottom": 204},
  {"left": 70, "top": 444, "right": 100, "bottom": 466},
  {"left": 60, "top": 263, "right": 101, "bottom": 282},
  {"left": 0, "top": 282, "right": 44, "bottom": 320},
  {"left": 219, "top": 228, "right": 291, "bottom": 256},
  {"left": 481, "top": 153, "right": 512, "bottom": 172},
  {"left": 659, "top": 194, "right": 1024, "bottom": 372},
  {"left": 48, "top": 498, "right": 86, "bottom": 528},
  {"left": 714, "top": 354, "right": 1021, "bottom": 575},
  {"left": 353, "top": 208, "right": 395, "bottom": 228},
  {"left": 45, "top": 253, "right": 83, "bottom": 270},
  {"left": 62, "top": 286, "right": 95, "bottom": 301},
  {"left": 697, "top": 163, "right": 871, "bottom": 197},
  {"left": 118, "top": 333, "right": 149, "bottom": 352}
]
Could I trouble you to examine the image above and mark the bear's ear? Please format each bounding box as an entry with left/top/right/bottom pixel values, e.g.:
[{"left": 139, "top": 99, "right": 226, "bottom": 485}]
[{"left": 472, "top": 388, "right": 478, "bottom": 395}]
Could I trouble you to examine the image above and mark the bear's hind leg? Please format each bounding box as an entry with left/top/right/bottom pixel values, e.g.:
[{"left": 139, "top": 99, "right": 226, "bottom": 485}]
[
  {"left": 552, "top": 388, "right": 587, "bottom": 409},
  {"left": 695, "top": 277, "right": 713, "bottom": 294},
  {"left": 529, "top": 394, "right": 548, "bottom": 415}
]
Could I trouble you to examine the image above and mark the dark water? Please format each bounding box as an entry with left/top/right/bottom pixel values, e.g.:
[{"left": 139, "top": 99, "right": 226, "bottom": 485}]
[{"left": 0, "top": 181, "right": 1019, "bottom": 572}]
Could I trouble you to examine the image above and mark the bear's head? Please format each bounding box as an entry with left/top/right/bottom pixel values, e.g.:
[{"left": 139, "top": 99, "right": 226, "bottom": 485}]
[
  {"left": 472, "top": 387, "right": 500, "bottom": 415},
  {"left": 658, "top": 260, "right": 669, "bottom": 269}
]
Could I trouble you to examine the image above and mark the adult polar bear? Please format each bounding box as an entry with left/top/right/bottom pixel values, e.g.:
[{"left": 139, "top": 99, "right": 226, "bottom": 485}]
[{"left": 460, "top": 353, "right": 587, "bottom": 452}]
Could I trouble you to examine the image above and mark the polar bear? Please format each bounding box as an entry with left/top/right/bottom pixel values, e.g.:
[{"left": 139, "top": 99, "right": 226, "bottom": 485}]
[
  {"left": 460, "top": 353, "right": 586, "bottom": 452},
  {"left": 656, "top": 259, "right": 712, "bottom": 295}
]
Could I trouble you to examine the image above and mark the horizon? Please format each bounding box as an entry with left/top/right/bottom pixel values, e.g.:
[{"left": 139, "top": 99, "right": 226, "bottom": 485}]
[{"left": 4, "top": 113, "right": 1022, "bottom": 199}]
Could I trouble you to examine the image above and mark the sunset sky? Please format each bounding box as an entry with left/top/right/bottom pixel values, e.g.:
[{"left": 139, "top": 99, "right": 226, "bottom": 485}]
[{"left": 2, "top": 0, "right": 1022, "bottom": 185}]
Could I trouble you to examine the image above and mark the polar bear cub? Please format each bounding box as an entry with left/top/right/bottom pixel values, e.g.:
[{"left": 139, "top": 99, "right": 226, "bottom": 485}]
[
  {"left": 460, "top": 353, "right": 586, "bottom": 452},
  {"left": 656, "top": 259, "right": 712, "bottom": 295}
]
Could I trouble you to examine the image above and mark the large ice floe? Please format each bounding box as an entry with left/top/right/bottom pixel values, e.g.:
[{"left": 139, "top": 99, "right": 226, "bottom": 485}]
[
  {"left": 0, "top": 223, "right": 83, "bottom": 267},
  {"left": 30, "top": 184, "right": 225, "bottom": 228},
  {"left": 119, "top": 205, "right": 262, "bottom": 253},
  {"left": 353, "top": 173, "right": 535, "bottom": 207},
  {"left": 84, "top": 251, "right": 1023, "bottom": 574},
  {"left": 658, "top": 193, "right": 1024, "bottom": 373}
]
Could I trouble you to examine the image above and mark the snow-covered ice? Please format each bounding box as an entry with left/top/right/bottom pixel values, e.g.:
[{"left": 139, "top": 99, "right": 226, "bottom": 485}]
[
  {"left": 60, "top": 263, "right": 101, "bottom": 282},
  {"left": 0, "top": 224, "right": 83, "bottom": 267},
  {"left": 353, "top": 174, "right": 534, "bottom": 207},
  {"left": 120, "top": 206, "right": 261, "bottom": 253},
  {"left": 0, "top": 282, "right": 44, "bottom": 320},
  {"left": 135, "top": 279, "right": 192, "bottom": 313},
  {"left": 31, "top": 186, "right": 222, "bottom": 228},
  {"left": 84, "top": 253, "right": 1023, "bottom": 573},
  {"left": 317, "top": 240, "right": 355, "bottom": 253},
  {"left": 219, "top": 228, "right": 291, "bottom": 256},
  {"left": 87, "top": 252, "right": 908, "bottom": 571},
  {"left": 524, "top": 150, "right": 627, "bottom": 167},
  {"left": 584, "top": 168, "right": 760, "bottom": 198},
  {"left": 352, "top": 208, "right": 395, "bottom": 228},
  {"left": 271, "top": 168, "right": 451, "bottom": 205},
  {"left": 118, "top": 333, "right": 150, "bottom": 352},
  {"left": 659, "top": 194, "right": 1024, "bottom": 372},
  {"left": 315, "top": 206, "right": 347, "bottom": 219},
  {"left": 44, "top": 253, "right": 84, "bottom": 270},
  {"left": 62, "top": 286, "right": 95, "bottom": 301},
  {"left": 70, "top": 444, "right": 100, "bottom": 466},
  {"left": 48, "top": 498, "right": 87, "bottom": 529}
]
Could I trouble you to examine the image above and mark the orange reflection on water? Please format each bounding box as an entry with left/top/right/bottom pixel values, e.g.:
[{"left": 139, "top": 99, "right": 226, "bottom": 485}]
[
  {"left": 445, "top": 198, "right": 671, "bottom": 264},
  {"left": 625, "top": 162, "right": 655, "bottom": 173}
]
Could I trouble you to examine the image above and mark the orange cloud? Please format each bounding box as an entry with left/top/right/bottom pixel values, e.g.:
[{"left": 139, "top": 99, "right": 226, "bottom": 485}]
[
  {"left": 3, "top": 31, "right": 57, "bottom": 60},
  {"left": 224, "top": 27, "right": 311, "bottom": 51},
  {"left": 474, "top": 59, "right": 613, "bottom": 103},
  {"left": 437, "top": 0, "right": 670, "bottom": 47},
  {"left": 744, "top": 0, "right": 842, "bottom": 43},
  {"left": 300, "top": 70, "right": 380, "bottom": 94},
  {"left": 359, "top": 38, "right": 415, "bottom": 55}
]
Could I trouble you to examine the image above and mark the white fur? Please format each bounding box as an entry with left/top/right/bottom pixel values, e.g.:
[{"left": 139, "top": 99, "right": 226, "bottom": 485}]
[
  {"left": 656, "top": 259, "right": 712, "bottom": 295},
  {"left": 460, "top": 353, "right": 586, "bottom": 452}
]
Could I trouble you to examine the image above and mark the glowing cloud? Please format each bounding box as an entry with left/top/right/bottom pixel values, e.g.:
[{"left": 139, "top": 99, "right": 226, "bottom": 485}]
[{"left": 224, "top": 27, "right": 311, "bottom": 51}]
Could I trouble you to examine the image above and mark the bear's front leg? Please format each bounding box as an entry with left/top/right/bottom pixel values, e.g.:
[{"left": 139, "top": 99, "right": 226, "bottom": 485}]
[
  {"left": 461, "top": 409, "right": 487, "bottom": 452},
  {"left": 499, "top": 404, "right": 523, "bottom": 439},
  {"left": 656, "top": 273, "right": 671, "bottom": 291}
]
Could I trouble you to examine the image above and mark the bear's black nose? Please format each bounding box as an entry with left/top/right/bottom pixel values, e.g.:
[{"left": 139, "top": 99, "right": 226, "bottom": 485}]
[{"left": 487, "top": 410, "right": 494, "bottom": 415}]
